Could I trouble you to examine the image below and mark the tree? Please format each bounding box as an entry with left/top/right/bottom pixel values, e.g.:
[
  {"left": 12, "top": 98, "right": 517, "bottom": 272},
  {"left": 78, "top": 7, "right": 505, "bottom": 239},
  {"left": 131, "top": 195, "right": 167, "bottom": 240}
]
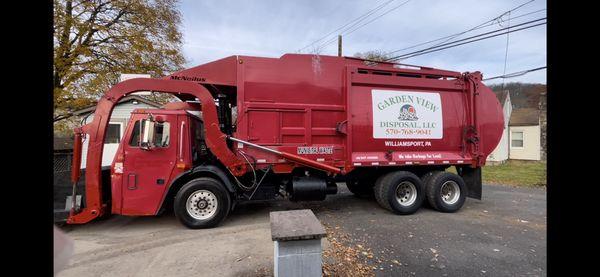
[
  {"left": 53, "top": 0, "right": 186, "bottom": 120},
  {"left": 488, "top": 82, "right": 546, "bottom": 109},
  {"left": 353, "top": 50, "right": 391, "bottom": 62}
]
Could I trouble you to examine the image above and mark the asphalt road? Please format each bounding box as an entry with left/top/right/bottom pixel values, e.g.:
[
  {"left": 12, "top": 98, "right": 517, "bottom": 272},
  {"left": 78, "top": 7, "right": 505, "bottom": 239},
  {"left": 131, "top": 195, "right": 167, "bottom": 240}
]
[
  {"left": 312, "top": 184, "right": 547, "bottom": 276},
  {"left": 57, "top": 184, "right": 546, "bottom": 277}
]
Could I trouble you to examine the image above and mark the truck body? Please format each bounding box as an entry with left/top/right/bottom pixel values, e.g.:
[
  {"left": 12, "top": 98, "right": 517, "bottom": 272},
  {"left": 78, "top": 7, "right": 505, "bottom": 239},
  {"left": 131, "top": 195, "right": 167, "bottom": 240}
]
[{"left": 67, "top": 54, "right": 503, "bottom": 228}]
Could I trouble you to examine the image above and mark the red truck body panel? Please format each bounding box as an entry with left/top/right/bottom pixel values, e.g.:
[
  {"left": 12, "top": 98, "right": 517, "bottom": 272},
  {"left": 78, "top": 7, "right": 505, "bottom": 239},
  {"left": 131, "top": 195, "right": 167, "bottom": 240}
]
[{"left": 166, "top": 54, "right": 503, "bottom": 172}]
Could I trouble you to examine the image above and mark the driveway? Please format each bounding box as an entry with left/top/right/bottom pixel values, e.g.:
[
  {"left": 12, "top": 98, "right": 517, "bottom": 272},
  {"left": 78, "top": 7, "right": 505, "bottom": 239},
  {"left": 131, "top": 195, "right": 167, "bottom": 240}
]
[{"left": 57, "top": 184, "right": 546, "bottom": 277}]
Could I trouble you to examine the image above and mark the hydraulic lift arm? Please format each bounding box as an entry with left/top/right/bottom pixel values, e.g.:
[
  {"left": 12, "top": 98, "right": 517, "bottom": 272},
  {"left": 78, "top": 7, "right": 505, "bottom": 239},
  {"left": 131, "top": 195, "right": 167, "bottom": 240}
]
[{"left": 228, "top": 137, "right": 342, "bottom": 174}]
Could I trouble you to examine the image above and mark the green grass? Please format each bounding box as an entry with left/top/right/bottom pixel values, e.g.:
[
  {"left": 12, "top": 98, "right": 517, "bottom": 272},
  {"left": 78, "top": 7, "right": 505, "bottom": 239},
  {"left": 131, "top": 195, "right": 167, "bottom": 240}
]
[{"left": 447, "top": 160, "right": 546, "bottom": 187}]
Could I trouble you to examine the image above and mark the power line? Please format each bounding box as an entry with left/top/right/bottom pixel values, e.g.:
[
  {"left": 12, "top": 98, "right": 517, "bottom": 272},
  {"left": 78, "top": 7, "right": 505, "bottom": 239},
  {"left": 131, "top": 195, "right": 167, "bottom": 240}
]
[
  {"left": 388, "top": 18, "right": 545, "bottom": 60},
  {"left": 312, "top": 0, "right": 412, "bottom": 53},
  {"left": 483, "top": 66, "right": 546, "bottom": 81},
  {"left": 387, "top": 17, "right": 544, "bottom": 61},
  {"left": 418, "top": 0, "right": 536, "bottom": 55},
  {"left": 384, "top": 8, "right": 545, "bottom": 56},
  {"left": 386, "top": 18, "right": 546, "bottom": 61},
  {"left": 395, "top": 21, "right": 546, "bottom": 60},
  {"left": 296, "top": 0, "right": 397, "bottom": 53},
  {"left": 501, "top": 11, "right": 512, "bottom": 90},
  {"left": 342, "top": 0, "right": 412, "bottom": 37}
]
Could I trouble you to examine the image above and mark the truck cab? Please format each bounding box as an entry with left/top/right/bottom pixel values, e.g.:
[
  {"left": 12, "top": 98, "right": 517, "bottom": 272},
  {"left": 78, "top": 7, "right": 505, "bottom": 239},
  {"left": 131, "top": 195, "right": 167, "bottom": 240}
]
[{"left": 111, "top": 108, "right": 201, "bottom": 216}]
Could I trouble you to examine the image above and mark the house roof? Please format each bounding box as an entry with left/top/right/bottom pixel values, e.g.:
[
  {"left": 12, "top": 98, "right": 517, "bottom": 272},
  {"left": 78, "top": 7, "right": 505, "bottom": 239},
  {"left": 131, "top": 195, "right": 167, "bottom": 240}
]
[
  {"left": 72, "top": 95, "right": 162, "bottom": 116},
  {"left": 509, "top": 108, "right": 540, "bottom": 126}
]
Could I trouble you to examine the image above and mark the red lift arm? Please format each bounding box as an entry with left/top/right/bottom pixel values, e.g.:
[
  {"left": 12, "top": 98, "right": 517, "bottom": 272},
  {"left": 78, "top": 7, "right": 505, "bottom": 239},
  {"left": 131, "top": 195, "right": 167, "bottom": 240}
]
[{"left": 228, "top": 137, "right": 342, "bottom": 174}]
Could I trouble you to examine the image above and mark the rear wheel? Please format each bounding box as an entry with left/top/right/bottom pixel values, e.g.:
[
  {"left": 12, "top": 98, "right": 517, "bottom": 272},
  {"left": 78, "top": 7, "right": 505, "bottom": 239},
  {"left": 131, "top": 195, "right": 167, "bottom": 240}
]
[
  {"left": 345, "top": 178, "right": 375, "bottom": 198},
  {"left": 420, "top": 171, "right": 442, "bottom": 208},
  {"left": 425, "top": 171, "right": 467, "bottom": 213},
  {"left": 174, "top": 177, "right": 231, "bottom": 229},
  {"left": 374, "top": 171, "right": 424, "bottom": 215}
]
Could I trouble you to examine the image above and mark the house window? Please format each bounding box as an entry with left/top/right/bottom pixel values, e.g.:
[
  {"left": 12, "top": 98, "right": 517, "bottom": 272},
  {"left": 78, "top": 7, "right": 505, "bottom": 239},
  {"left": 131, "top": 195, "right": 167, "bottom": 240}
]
[
  {"left": 511, "top": 131, "right": 524, "bottom": 148},
  {"left": 106, "top": 123, "right": 123, "bottom": 144}
]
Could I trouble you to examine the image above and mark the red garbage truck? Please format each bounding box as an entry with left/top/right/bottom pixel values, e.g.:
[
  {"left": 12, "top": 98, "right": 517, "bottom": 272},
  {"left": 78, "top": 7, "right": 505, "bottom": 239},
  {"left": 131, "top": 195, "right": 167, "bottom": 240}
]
[{"left": 67, "top": 53, "right": 503, "bottom": 228}]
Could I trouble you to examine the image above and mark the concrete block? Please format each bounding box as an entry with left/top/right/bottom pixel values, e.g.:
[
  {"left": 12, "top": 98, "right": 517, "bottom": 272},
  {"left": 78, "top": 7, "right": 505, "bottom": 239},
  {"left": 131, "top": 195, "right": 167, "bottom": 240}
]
[
  {"left": 270, "top": 209, "right": 326, "bottom": 277},
  {"left": 276, "top": 239, "right": 322, "bottom": 256},
  {"left": 274, "top": 240, "right": 322, "bottom": 277},
  {"left": 270, "top": 209, "right": 326, "bottom": 241}
]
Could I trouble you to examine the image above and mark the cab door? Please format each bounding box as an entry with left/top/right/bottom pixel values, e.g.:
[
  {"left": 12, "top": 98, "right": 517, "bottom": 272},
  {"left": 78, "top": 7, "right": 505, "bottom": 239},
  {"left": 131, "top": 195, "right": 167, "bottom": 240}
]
[{"left": 120, "top": 114, "right": 178, "bottom": 215}]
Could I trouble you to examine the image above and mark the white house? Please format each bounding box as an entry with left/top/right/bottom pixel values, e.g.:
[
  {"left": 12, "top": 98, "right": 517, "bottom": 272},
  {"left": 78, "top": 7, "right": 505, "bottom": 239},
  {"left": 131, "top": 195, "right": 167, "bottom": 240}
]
[
  {"left": 77, "top": 95, "right": 162, "bottom": 167},
  {"left": 508, "top": 108, "right": 541, "bottom": 161},
  {"left": 487, "top": 91, "right": 512, "bottom": 163},
  {"left": 486, "top": 90, "right": 544, "bottom": 163}
]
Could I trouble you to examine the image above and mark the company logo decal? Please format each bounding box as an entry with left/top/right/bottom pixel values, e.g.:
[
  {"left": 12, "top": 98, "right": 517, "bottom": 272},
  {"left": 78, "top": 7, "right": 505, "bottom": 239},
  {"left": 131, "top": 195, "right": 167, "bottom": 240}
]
[
  {"left": 297, "top": 146, "right": 334, "bottom": 155},
  {"left": 398, "top": 104, "right": 418, "bottom": 121},
  {"left": 372, "top": 90, "right": 443, "bottom": 139}
]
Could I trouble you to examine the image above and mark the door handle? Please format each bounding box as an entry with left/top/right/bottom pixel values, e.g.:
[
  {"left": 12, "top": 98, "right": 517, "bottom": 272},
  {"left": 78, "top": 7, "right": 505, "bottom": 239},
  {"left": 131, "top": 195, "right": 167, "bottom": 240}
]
[{"left": 127, "top": 173, "right": 137, "bottom": 190}]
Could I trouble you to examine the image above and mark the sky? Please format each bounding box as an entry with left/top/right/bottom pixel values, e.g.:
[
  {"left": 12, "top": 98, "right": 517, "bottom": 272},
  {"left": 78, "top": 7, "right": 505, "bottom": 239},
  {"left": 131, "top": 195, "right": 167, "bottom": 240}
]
[{"left": 178, "top": 0, "right": 546, "bottom": 85}]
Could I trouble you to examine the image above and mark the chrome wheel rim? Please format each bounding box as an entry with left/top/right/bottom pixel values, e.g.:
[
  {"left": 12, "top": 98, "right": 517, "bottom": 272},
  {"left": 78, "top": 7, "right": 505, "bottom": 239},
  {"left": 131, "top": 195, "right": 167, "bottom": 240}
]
[
  {"left": 186, "top": 190, "right": 218, "bottom": 220},
  {"left": 440, "top": 181, "right": 460, "bottom": 205},
  {"left": 395, "top": 181, "right": 417, "bottom": 207}
]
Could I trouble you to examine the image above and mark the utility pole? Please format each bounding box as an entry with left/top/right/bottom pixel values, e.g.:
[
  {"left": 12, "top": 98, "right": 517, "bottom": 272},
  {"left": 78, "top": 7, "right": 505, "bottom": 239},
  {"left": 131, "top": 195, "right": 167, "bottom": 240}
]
[{"left": 337, "top": 35, "right": 342, "bottom": 57}]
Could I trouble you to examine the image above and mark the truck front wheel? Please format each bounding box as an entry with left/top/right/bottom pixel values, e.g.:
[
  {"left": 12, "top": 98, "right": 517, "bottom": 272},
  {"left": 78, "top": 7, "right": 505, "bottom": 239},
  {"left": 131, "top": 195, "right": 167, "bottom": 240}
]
[
  {"left": 424, "top": 171, "right": 467, "bottom": 213},
  {"left": 374, "top": 171, "right": 424, "bottom": 215},
  {"left": 174, "top": 177, "right": 231, "bottom": 229}
]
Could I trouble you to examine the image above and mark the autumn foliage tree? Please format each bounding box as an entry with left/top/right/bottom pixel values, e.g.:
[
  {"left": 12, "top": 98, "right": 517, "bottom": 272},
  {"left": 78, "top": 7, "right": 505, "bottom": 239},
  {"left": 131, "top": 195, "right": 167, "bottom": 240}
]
[{"left": 53, "top": 0, "right": 186, "bottom": 121}]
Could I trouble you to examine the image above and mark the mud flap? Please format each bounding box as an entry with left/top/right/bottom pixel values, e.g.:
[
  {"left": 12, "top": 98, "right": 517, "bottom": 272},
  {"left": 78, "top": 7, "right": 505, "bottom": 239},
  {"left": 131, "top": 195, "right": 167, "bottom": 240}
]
[{"left": 458, "top": 166, "right": 482, "bottom": 200}]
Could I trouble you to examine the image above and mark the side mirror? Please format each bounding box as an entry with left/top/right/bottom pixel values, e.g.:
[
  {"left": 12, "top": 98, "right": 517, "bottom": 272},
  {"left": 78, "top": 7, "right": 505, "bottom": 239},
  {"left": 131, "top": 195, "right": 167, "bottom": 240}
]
[{"left": 140, "top": 117, "right": 156, "bottom": 150}]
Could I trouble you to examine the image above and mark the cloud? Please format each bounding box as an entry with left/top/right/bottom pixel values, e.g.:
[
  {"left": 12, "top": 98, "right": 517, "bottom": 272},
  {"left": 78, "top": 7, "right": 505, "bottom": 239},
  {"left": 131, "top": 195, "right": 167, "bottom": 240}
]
[{"left": 179, "top": 0, "right": 546, "bottom": 83}]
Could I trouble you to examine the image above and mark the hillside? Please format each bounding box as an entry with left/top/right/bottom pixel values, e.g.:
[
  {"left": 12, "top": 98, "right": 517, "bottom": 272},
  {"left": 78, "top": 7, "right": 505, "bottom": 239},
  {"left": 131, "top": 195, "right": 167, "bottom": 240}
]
[{"left": 488, "top": 82, "right": 546, "bottom": 109}]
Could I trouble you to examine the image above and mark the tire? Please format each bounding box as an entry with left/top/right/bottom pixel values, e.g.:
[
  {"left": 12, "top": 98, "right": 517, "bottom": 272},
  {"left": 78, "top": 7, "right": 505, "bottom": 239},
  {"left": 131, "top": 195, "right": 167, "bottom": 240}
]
[
  {"left": 174, "top": 177, "right": 231, "bottom": 229},
  {"left": 425, "top": 171, "right": 467, "bottom": 213},
  {"left": 345, "top": 178, "right": 375, "bottom": 198},
  {"left": 420, "top": 171, "right": 442, "bottom": 209},
  {"left": 420, "top": 171, "right": 438, "bottom": 186},
  {"left": 374, "top": 171, "right": 425, "bottom": 215}
]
